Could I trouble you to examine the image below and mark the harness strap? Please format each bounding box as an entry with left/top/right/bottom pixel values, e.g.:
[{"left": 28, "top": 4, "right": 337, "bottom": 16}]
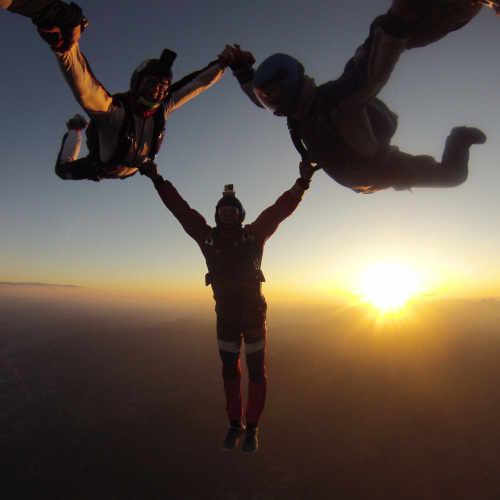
[
  {"left": 204, "top": 227, "right": 265, "bottom": 287},
  {"left": 150, "top": 105, "right": 166, "bottom": 161},
  {"left": 287, "top": 117, "right": 311, "bottom": 164},
  {"left": 85, "top": 93, "right": 166, "bottom": 175},
  {"left": 287, "top": 117, "right": 322, "bottom": 172}
]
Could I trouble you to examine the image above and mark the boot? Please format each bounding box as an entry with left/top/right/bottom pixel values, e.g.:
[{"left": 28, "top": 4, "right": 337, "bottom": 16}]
[{"left": 440, "top": 126, "right": 487, "bottom": 187}]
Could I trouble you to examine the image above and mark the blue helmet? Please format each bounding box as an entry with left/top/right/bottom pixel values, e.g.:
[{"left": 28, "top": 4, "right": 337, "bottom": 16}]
[{"left": 253, "top": 53, "right": 304, "bottom": 117}]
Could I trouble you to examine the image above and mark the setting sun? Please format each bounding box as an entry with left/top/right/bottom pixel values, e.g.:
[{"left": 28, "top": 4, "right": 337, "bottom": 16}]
[{"left": 359, "top": 261, "right": 421, "bottom": 313}]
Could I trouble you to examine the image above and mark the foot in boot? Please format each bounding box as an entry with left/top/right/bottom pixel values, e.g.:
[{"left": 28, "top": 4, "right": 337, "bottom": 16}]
[
  {"left": 450, "top": 126, "right": 487, "bottom": 147},
  {"left": 66, "top": 114, "right": 88, "bottom": 131},
  {"left": 242, "top": 427, "right": 258, "bottom": 454},
  {"left": 221, "top": 425, "right": 245, "bottom": 451}
]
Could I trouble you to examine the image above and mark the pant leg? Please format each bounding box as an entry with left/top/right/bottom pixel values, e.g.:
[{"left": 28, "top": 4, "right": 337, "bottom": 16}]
[
  {"left": 55, "top": 130, "right": 99, "bottom": 181},
  {"left": 384, "top": 127, "right": 479, "bottom": 190},
  {"left": 3, "top": 0, "right": 57, "bottom": 16},
  {"left": 219, "top": 350, "right": 243, "bottom": 422},
  {"left": 329, "top": 18, "right": 408, "bottom": 164},
  {"left": 389, "top": 0, "right": 483, "bottom": 49},
  {"left": 5, "top": 0, "right": 84, "bottom": 26},
  {"left": 59, "top": 129, "right": 81, "bottom": 163},
  {"left": 216, "top": 308, "right": 244, "bottom": 422},
  {"left": 243, "top": 299, "right": 267, "bottom": 425},
  {"left": 245, "top": 348, "right": 266, "bottom": 425},
  {"left": 384, "top": 150, "right": 442, "bottom": 190}
]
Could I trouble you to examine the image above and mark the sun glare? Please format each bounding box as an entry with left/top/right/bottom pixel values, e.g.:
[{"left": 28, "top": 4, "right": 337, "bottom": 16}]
[{"left": 359, "top": 261, "right": 421, "bottom": 314}]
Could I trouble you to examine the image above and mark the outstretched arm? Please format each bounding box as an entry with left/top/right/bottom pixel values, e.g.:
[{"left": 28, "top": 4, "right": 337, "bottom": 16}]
[
  {"left": 3, "top": 1, "right": 108, "bottom": 116},
  {"left": 140, "top": 161, "right": 211, "bottom": 244},
  {"left": 251, "top": 161, "right": 315, "bottom": 245},
  {"left": 166, "top": 56, "right": 226, "bottom": 112},
  {"left": 2, "top": 0, "right": 87, "bottom": 52},
  {"left": 55, "top": 42, "right": 113, "bottom": 117}
]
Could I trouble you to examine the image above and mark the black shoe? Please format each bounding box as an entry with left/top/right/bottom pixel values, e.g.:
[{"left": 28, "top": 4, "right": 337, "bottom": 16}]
[
  {"left": 449, "top": 126, "right": 487, "bottom": 146},
  {"left": 242, "top": 427, "right": 258, "bottom": 454},
  {"left": 221, "top": 425, "right": 245, "bottom": 451},
  {"left": 66, "top": 114, "right": 88, "bottom": 131}
]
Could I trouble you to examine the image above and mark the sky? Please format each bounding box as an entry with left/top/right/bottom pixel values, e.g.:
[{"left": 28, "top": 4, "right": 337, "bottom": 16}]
[{"left": 1, "top": 0, "right": 500, "bottom": 320}]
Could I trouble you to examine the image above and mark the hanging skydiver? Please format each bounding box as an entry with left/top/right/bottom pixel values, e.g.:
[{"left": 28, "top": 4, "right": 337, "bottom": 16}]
[
  {"left": 220, "top": 0, "right": 492, "bottom": 194},
  {"left": 139, "top": 159, "right": 316, "bottom": 454},
  {"left": 1, "top": 0, "right": 231, "bottom": 182}
]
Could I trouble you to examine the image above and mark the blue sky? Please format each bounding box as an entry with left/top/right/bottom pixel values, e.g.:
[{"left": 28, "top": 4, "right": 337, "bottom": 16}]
[{"left": 1, "top": 0, "right": 499, "bottom": 317}]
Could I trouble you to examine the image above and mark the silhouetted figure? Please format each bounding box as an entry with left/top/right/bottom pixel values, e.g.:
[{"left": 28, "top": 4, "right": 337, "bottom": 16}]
[
  {"left": 141, "top": 160, "right": 315, "bottom": 453},
  {"left": 2, "top": 1, "right": 229, "bottom": 182},
  {"left": 221, "top": 0, "right": 487, "bottom": 194}
]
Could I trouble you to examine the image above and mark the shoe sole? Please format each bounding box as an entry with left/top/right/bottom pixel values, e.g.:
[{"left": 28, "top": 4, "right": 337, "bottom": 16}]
[{"left": 242, "top": 446, "right": 258, "bottom": 454}]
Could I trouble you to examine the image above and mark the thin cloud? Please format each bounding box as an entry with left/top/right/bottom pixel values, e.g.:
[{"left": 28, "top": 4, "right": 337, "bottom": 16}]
[{"left": 0, "top": 282, "right": 82, "bottom": 288}]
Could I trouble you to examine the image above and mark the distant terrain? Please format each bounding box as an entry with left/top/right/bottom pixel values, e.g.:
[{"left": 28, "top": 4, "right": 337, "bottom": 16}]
[{"left": 2, "top": 297, "right": 500, "bottom": 499}]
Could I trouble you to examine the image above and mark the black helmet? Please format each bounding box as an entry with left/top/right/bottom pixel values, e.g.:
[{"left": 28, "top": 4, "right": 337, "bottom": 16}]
[
  {"left": 253, "top": 53, "right": 304, "bottom": 116},
  {"left": 215, "top": 184, "right": 246, "bottom": 228},
  {"left": 130, "top": 48, "right": 177, "bottom": 95}
]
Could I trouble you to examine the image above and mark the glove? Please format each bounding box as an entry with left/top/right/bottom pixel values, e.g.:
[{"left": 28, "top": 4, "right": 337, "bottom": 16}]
[
  {"left": 296, "top": 161, "right": 315, "bottom": 190},
  {"left": 139, "top": 160, "right": 159, "bottom": 178},
  {"left": 36, "top": 2, "right": 87, "bottom": 52},
  {"left": 219, "top": 44, "right": 255, "bottom": 69},
  {"left": 230, "top": 44, "right": 256, "bottom": 68},
  {"left": 139, "top": 161, "right": 165, "bottom": 186},
  {"left": 218, "top": 44, "right": 256, "bottom": 84}
]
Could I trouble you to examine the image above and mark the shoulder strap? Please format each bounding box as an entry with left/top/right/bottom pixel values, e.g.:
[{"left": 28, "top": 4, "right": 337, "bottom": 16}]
[
  {"left": 105, "top": 93, "right": 136, "bottom": 169},
  {"left": 287, "top": 117, "right": 311, "bottom": 164},
  {"left": 287, "top": 86, "right": 339, "bottom": 171},
  {"left": 204, "top": 227, "right": 216, "bottom": 246},
  {"left": 149, "top": 105, "right": 166, "bottom": 160}
]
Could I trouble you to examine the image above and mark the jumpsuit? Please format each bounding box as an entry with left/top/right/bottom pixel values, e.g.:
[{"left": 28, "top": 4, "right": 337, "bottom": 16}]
[
  {"left": 238, "top": 9, "right": 484, "bottom": 194},
  {"left": 54, "top": 44, "right": 224, "bottom": 180},
  {"left": 153, "top": 178, "right": 305, "bottom": 424},
  {"left": 1, "top": 0, "right": 225, "bottom": 181}
]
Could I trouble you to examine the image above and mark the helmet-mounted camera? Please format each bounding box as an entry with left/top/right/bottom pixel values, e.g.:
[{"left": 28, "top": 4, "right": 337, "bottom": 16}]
[
  {"left": 215, "top": 184, "right": 246, "bottom": 227},
  {"left": 130, "top": 48, "right": 178, "bottom": 94},
  {"left": 222, "top": 184, "right": 235, "bottom": 197},
  {"left": 158, "top": 48, "right": 177, "bottom": 73}
]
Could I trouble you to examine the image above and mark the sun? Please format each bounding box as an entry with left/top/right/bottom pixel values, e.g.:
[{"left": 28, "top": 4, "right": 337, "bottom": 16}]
[{"left": 359, "top": 261, "right": 421, "bottom": 314}]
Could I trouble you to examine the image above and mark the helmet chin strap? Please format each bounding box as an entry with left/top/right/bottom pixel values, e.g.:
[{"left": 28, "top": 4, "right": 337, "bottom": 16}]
[{"left": 137, "top": 95, "right": 161, "bottom": 111}]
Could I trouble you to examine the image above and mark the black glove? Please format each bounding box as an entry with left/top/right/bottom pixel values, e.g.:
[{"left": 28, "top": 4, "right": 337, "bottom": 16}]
[
  {"left": 297, "top": 161, "right": 315, "bottom": 189},
  {"left": 219, "top": 44, "right": 256, "bottom": 85},
  {"left": 35, "top": 2, "right": 87, "bottom": 52},
  {"left": 139, "top": 161, "right": 164, "bottom": 187}
]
